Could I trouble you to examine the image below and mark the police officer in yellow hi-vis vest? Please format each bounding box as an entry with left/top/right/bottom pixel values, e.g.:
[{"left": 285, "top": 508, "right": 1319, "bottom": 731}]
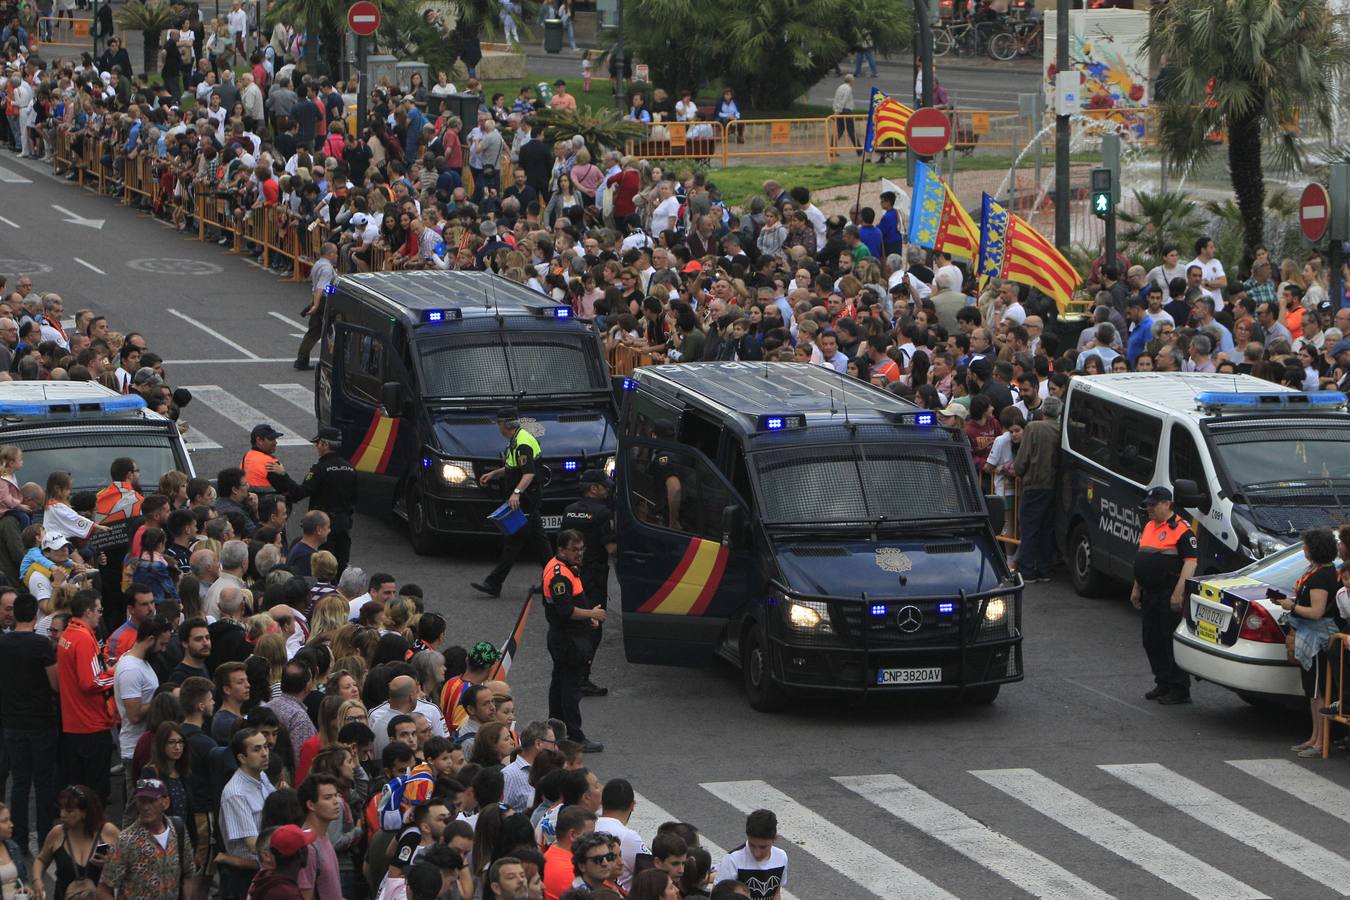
[{"left": 473, "top": 407, "right": 553, "bottom": 597}]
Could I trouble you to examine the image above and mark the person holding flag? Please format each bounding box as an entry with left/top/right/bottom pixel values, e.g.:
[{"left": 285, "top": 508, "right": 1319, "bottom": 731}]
[
  {"left": 976, "top": 192, "right": 1082, "bottom": 314},
  {"left": 864, "top": 88, "right": 912, "bottom": 163}
]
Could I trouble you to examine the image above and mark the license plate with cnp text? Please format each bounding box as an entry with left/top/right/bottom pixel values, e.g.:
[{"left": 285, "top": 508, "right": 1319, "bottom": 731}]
[
  {"left": 877, "top": 667, "right": 942, "bottom": 686},
  {"left": 541, "top": 515, "right": 562, "bottom": 530},
  {"left": 1196, "top": 620, "right": 1219, "bottom": 644}
]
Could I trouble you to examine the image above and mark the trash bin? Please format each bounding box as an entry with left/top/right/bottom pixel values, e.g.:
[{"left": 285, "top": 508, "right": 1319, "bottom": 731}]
[{"left": 544, "top": 18, "right": 563, "bottom": 54}]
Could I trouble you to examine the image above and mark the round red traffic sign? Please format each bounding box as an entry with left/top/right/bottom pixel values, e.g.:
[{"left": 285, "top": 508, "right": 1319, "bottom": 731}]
[
  {"left": 1300, "top": 182, "right": 1330, "bottom": 242},
  {"left": 906, "top": 107, "right": 951, "bottom": 157},
  {"left": 347, "top": 1, "right": 381, "bottom": 36}
]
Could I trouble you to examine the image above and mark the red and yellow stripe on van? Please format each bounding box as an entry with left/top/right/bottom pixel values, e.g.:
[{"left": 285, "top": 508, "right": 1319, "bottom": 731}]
[
  {"left": 638, "top": 537, "right": 729, "bottom": 616},
  {"left": 352, "top": 412, "right": 400, "bottom": 474}
]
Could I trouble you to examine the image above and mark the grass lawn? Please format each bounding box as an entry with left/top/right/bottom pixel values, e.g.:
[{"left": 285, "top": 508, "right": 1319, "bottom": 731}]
[{"left": 481, "top": 74, "right": 834, "bottom": 120}]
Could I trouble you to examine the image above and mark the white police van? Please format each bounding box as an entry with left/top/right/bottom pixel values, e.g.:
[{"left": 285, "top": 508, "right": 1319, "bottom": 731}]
[
  {"left": 1059, "top": 373, "right": 1350, "bottom": 595},
  {"left": 0, "top": 382, "right": 195, "bottom": 491}
]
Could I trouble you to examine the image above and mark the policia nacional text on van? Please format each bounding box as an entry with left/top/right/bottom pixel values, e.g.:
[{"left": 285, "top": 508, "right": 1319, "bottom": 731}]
[
  {"left": 1059, "top": 373, "right": 1350, "bottom": 597},
  {"left": 310, "top": 270, "right": 617, "bottom": 554},
  {"left": 614, "top": 362, "right": 1023, "bottom": 710}
]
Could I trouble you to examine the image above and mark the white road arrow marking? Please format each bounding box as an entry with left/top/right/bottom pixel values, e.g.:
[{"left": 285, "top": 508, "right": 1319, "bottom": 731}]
[{"left": 51, "top": 204, "right": 105, "bottom": 229}]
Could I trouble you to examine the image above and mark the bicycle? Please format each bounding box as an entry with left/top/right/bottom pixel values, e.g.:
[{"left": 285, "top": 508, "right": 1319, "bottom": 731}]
[{"left": 988, "top": 18, "right": 1042, "bottom": 61}]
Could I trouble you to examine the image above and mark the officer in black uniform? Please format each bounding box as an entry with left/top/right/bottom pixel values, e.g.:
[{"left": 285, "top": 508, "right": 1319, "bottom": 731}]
[
  {"left": 543, "top": 529, "right": 607, "bottom": 752},
  {"left": 645, "top": 419, "right": 686, "bottom": 530},
  {"left": 561, "top": 470, "right": 617, "bottom": 697},
  {"left": 266, "top": 425, "right": 358, "bottom": 572},
  {"left": 1130, "top": 485, "right": 1199, "bottom": 705},
  {"left": 472, "top": 407, "right": 552, "bottom": 597}
]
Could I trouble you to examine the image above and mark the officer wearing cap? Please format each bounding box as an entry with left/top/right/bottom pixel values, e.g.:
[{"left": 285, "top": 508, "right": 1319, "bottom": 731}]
[
  {"left": 267, "top": 426, "right": 357, "bottom": 571},
  {"left": 543, "top": 528, "right": 606, "bottom": 752},
  {"left": 561, "top": 470, "right": 617, "bottom": 696},
  {"left": 1131, "top": 485, "right": 1199, "bottom": 705},
  {"left": 242, "top": 423, "right": 284, "bottom": 490},
  {"left": 472, "top": 407, "right": 550, "bottom": 597}
]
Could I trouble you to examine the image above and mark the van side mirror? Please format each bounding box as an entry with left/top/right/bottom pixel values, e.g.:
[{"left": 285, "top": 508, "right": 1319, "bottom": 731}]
[
  {"left": 381, "top": 382, "right": 407, "bottom": 417},
  {"left": 984, "top": 495, "right": 1005, "bottom": 535},
  {"left": 720, "top": 504, "right": 743, "bottom": 546},
  {"left": 611, "top": 375, "right": 630, "bottom": 407},
  {"left": 1172, "top": 478, "right": 1210, "bottom": 514}
]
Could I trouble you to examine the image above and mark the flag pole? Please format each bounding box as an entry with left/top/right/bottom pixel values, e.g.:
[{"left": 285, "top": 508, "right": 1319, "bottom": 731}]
[{"left": 854, "top": 152, "right": 868, "bottom": 226}]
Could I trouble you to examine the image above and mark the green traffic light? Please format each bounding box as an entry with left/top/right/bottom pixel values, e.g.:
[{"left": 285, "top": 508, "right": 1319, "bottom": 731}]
[{"left": 1093, "top": 192, "right": 1112, "bottom": 218}]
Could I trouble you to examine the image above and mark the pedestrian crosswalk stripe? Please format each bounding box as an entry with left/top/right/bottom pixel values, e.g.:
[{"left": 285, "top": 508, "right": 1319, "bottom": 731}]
[
  {"left": 183, "top": 385, "right": 311, "bottom": 446},
  {"left": 181, "top": 424, "right": 222, "bottom": 452},
  {"left": 835, "top": 774, "right": 1112, "bottom": 900},
  {"left": 0, "top": 164, "right": 32, "bottom": 184},
  {"left": 630, "top": 793, "right": 803, "bottom": 900},
  {"left": 702, "top": 780, "right": 957, "bottom": 900},
  {"left": 1101, "top": 762, "right": 1350, "bottom": 893},
  {"left": 1226, "top": 758, "right": 1350, "bottom": 827},
  {"left": 972, "top": 767, "right": 1262, "bottom": 900},
  {"left": 259, "top": 383, "right": 316, "bottom": 418}
]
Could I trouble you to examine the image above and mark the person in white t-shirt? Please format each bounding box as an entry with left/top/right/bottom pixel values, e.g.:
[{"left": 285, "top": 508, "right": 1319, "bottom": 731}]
[
  {"left": 1188, "top": 235, "right": 1227, "bottom": 310},
  {"left": 649, "top": 181, "right": 681, "bottom": 235},
  {"left": 113, "top": 615, "right": 170, "bottom": 800},
  {"left": 714, "top": 810, "right": 789, "bottom": 900},
  {"left": 594, "top": 779, "right": 651, "bottom": 891}
]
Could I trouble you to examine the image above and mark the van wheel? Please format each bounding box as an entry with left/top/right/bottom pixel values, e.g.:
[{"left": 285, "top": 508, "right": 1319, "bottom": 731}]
[
  {"left": 742, "top": 628, "right": 787, "bottom": 712},
  {"left": 406, "top": 484, "right": 439, "bottom": 556},
  {"left": 1069, "top": 523, "right": 1109, "bottom": 597},
  {"left": 964, "top": 684, "right": 1000, "bottom": 704}
]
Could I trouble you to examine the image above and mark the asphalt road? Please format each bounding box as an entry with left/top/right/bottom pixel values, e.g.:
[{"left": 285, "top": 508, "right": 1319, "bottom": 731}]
[{"left": 3, "top": 152, "right": 1349, "bottom": 900}]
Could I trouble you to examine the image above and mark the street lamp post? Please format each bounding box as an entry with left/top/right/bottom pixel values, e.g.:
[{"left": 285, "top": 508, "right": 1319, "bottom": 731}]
[{"left": 1054, "top": 0, "right": 1070, "bottom": 248}]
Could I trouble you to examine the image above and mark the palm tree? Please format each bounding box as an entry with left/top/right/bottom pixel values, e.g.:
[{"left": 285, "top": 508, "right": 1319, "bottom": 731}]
[
  {"left": 533, "top": 106, "right": 644, "bottom": 158},
  {"left": 266, "top": 0, "right": 347, "bottom": 77},
  {"left": 114, "top": 0, "right": 183, "bottom": 75},
  {"left": 1116, "top": 189, "right": 1203, "bottom": 267},
  {"left": 1146, "top": 0, "right": 1350, "bottom": 267}
]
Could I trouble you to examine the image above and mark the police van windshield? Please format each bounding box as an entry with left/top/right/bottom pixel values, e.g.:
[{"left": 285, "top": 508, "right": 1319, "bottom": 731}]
[
  {"left": 6, "top": 434, "right": 180, "bottom": 493},
  {"left": 416, "top": 334, "right": 606, "bottom": 399},
  {"left": 1210, "top": 424, "right": 1350, "bottom": 496},
  {"left": 753, "top": 443, "right": 984, "bottom": 526}
]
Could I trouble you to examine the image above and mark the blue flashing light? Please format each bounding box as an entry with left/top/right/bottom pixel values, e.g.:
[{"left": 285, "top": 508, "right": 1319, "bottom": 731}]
[
  {"left": 422, "top": 457, "right": 432, "bottom": 469},
  {"left": 552, "top": 307, "right": 572, "bottom": 319},
  {"left": 1195, "top": 390, "right": 1348, "bottom": 410},
  {"left": 914, "top": 411, "right": 935, "bottom": 427},
  {"left": 562, "top": 459, "right": 580, "bottom": 472},
  {"left": 433, "top": 242, "right": 446, "bottom": 256},
  {"left": 765, "top": 416, "right": 784, "bottom": 430},
  {"left": 323, "top": 283, "right": 337, "bottom": 296},
  {"left": 421, "top": 308, "right": 462, "bottom": 324},
  {"left": 0, "top": 396, "right": 146, "bottom": 417},
  {"left": 621, "top": 377, "right": 636, "bottom": 391},
  {"left": 938, "top": 601, "right": 955, "bottom": 614},
  {"left": 869, "top": 603, "right": 887, "bottom": 617},
  {"left": 756, "top": 414, "right": 803, "bottom": 432}
]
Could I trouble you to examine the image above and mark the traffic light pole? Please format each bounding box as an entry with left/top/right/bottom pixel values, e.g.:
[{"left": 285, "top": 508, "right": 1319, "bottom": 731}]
[
  {"left": 1054, "top": 0, "right": 1070, "bottom": 248},
  {"left": 1331, "top": 163, "right": 1348, "bottom": 308},
  {"left": 1102, "top": 133, "right": 1119, "bottom": 273}
]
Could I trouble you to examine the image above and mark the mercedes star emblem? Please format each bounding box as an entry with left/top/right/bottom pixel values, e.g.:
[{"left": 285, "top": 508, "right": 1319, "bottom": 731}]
[{"left": 895, "top": 605, "right": 923, "bottom": 633}]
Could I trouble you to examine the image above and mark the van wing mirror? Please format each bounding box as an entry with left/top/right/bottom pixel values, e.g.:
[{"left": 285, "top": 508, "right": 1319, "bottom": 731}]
[
  {"left": 380, "top": 381, "right": 407, "bottom": 417},
  {"left": 1172, "top": 478, "right": 1210, "bottom": 514},
  {"left": 720, "top": 504, "right": 743, "bottom": 546},
  {"left": 611, "top": 375, "right": 630, "bottom": 407}
]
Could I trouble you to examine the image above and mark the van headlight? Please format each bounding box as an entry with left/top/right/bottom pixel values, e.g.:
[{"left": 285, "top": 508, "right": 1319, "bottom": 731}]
[
  {"left": 1242, "top": 528, "right": 1287, "bottom": 559},
  {"left": 785, "top": 599, "right": 834, "bottom": 634},
  {"left": 604, "top": 455, "right": 616, "bottom": 479},
  {"left": 438, "top": 459, "right": 473, "bottom": 485},
  {"left": 984, "top": 597, "right": 1008, "bottom": 624}
]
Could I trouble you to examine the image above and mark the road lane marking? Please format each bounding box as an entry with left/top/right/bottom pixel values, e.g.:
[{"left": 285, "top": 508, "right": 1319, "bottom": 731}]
[
  {"left": 268, "top": 310, "right": 308, "bottom": 330},
  {"left": 0, "top": 164, "right": 31, "bottom": 183},
  {"left": 166, "top": 308, "right": 261, "bottom": 359},
  {"left": 162, "top": 358, "right": 296, "bottom": 365},
  {"left": 1226, "top": 758, "right": 1350, "bottom": 826},
  {"left": 972, "top": 767, "right": 1262, "bottom": 900},
  {"left": 259, "top": 383, "right": 316, "bottom": 417},
  {"left": 835, "top": 774, "right": 1111, "bottom": 900},
  {"left": 181, "top": 425, "right": 222, "bottom": 451},
  {"left": 0, "top": 216, "right": 17, "bottom": 228},
  {"left": 702, "top": 780, "right": 955, "bottom": 899},
  {"left": 1101, "top": 762, "right": 1350, "bottom": 893},
  {"left": 1063, "top": 678, "right": 1155, "bottom": 716},
  {"left": 72, "top": 257, "right": 105, "bottom": 275},
  {"left": 181, "top": 385, "right": 311, "bottom": 446}
]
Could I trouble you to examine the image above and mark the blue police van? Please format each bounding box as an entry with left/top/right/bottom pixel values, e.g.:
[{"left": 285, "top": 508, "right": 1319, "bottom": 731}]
[
  {"left": 314, "top": 271, "right": 617, "bottom": 552},
  {"left": 615, "top": 362, "right": 1023, "bottom": 710},
  {"left": 1059, "top": 372, "right": 1350, "bottom": 595}
]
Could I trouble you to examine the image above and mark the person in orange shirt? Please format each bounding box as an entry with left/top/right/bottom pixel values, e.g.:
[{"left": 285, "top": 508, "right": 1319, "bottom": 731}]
[
  {"left": 543, "top": 806, "right": 596, "bottom": 900},
  {"left": 243, "top": 424, "right": 283, "bottom": 489},
  {"left": 94, "top": 457, "right": 144, "bottom": 524}
]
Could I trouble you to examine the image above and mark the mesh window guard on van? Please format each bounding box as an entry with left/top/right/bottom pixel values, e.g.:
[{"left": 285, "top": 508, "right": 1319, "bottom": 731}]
[{"left": 417, "top": 335, "right": 603, "bottom": 398}]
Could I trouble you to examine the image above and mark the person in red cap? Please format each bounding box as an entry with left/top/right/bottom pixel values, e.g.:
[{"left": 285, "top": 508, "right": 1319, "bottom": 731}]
[
  {"left": 98, "top": 777, "right": 196, "bottom": 899},
  {"left": 248, "top": 824, "right": 318, "bottom": 900}
]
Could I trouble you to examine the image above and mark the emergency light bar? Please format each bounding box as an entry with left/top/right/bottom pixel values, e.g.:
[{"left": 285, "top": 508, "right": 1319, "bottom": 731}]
[
  {"left": 420, "top": 308, "right": 463, "bottom": 324},
  {"left": 551, "top": 307, "right": 572, "bottom": 319},
  {"left": 0, "top": 395, "right": 146, "bottom": 417},
  {"left": 757, "top": 414, "right": 805, "bottom": 432},
  {"left": 1195, "top": 390, "right": 1348, "bottom": 413},
  {"left": 561, "top": 459, "right": 580, "bottom": 471}
]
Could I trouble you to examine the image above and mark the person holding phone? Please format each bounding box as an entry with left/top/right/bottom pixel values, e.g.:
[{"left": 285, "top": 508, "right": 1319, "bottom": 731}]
[
  {"left": 1273, "top": 528, "right": 1340, "bottom": 757},
  {"left": 31, "top": 786, "right": 121, "bottom": 900}
]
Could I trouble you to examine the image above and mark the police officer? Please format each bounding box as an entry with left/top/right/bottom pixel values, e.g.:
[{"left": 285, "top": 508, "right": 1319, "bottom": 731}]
[
  {"left": 266, "top": 426, "right": 358, "bottom": 572},
  {"left": 543, "top": 529, "right": 607, "bottom": 752},
  {"left": 561, "top": 470, "right": 617, "bottom": 697},
  {"left": 472, "top": 407, "right": 551, "bottom": 598},
  {"left": 1130, "top": 485, "right": 1198, "bottom": 705}
]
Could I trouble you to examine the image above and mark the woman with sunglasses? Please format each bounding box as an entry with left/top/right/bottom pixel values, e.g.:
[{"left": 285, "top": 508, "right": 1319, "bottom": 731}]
[{"left": 31, "top": 786, "right": 120, "bottom": 900}]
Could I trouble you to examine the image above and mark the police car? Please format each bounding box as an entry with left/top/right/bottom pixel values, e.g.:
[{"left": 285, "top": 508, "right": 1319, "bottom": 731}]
[
  {"left": 0, "top": 382, "right": 194, "bottom": 491},
  {"left": 1059, "top": 373, "right": 1350, "bottom": 596},
  {"left": 314, "top": 270, "right": 618, "bottom": 552},
  {"left": 615, "top": 362, "right": 1022, "bottom": 710},
  {"left": 1172, "top": 542, "right": 1308, "bottom": 704}
]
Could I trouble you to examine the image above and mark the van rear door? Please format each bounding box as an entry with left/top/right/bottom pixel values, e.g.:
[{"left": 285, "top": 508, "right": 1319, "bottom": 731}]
[
  {"left": 616, "top": 437, "right": 756, "bottom": 667},
  {"left": 328, "top": 320, "right": 414, "bottom": 509}
]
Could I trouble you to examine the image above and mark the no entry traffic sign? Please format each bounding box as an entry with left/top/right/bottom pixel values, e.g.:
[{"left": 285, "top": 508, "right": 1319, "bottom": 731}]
[
  {"left": 347, "top": 1, "right": 381, "bottom": 36},
  {"left": 1300, "top": 182, "right": 1330, "bottom": 242},
  {"left": 906, "top": 107, "right": 951, "bottom": 157}
]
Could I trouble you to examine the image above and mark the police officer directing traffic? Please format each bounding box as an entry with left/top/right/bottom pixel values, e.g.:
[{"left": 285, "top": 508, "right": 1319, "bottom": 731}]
[
  {"left": 543, "top": 529, "right": 607, "bottom": 753},
  {"left": 1130, "top": 486, "right": 1198, "bottom": 705},
  {"left": 561, "top": 470, "right": 617, "bottom": 697},
  {"left": 266, "top": 425, "right": 358, "bottom": 572},
  {"left": 472, "top": 407, "right": 551, "bottom": 598}
]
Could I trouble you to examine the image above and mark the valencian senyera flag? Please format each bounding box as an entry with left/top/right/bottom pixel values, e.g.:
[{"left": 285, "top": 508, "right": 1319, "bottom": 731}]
[
  {"left": 906, "top": 160, "right": 979, "bottom": 261},
  {"left": 864, "top": 88, "right": 913, "bottom": 154},
  {"left": 976, "top": 193, "right": 1081, "bottom": 311}
]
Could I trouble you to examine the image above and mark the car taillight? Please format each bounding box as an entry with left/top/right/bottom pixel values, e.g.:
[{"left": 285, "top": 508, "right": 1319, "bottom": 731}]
[{"left": 1238, "top": 603, "right": 1286, "bottom": 644}]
